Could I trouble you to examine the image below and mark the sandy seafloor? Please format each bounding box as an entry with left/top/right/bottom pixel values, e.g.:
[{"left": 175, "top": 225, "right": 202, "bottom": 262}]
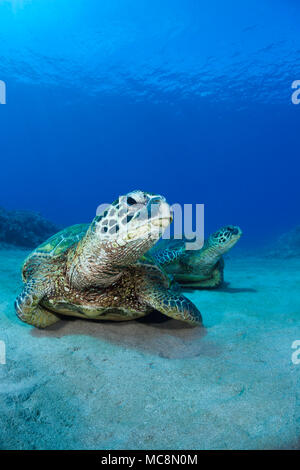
[{"left": 0, "top": 247, "right": 300, "bottom": 450}]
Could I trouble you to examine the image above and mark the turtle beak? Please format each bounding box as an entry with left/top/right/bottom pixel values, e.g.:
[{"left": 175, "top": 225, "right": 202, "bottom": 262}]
[
  {"left": 229, "top": 226, "right": 242, "bottom": 238},
  {"left": 152, "top": 203, "right": 173, "bottom": 229},
  {"left": 235, "top": 227, "right": 242, "bottom": 238},
  {"left": 170, "top": 207, "right": 174, "bottom": 223},
  {"left": 148, "top": 197, "right": 173, "bottom": 230}
]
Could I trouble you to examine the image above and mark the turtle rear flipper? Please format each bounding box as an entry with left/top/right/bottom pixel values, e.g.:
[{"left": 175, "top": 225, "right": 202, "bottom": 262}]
[
  {"left": 179, "top": 260, "right": 224, "bottom": 289},
  {"left": 15, "top": 281, "right": 60, "bottom": 328},
  {"left": 195, "top": 262, "right": 224, "bottom": 288}
]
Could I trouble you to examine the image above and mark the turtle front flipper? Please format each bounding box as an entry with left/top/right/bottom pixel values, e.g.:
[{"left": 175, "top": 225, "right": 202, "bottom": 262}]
[
  {"left": 137, "top": 275, "right": 203, "bottom": 326},
  {"left": 15, "top": 281, "right": 60, "bottom": 328},
  {"left": 151, "top": 245, "right": 185, "bottom": 267}
]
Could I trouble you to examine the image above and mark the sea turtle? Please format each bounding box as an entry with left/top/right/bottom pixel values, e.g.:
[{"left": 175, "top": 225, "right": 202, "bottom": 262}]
[
  {"left": 148, "top": 225, "right": 242, "bottom": 288},
  {"left": 15, "top": 190, "right": 202, "bottom": 328}
]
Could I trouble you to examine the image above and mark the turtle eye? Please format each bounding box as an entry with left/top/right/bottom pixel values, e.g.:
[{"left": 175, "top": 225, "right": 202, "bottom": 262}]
[{"left": 127, "top": 196, "right": 137, "bottom": 206}]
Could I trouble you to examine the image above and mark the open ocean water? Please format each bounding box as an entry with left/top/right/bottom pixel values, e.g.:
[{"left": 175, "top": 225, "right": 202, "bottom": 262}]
[{"left": 0, "top": 0, "right": 299, "bottom": 451}]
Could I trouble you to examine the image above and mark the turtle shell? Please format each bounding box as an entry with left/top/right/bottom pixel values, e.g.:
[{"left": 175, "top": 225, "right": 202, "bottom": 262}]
[{"left": 22, "top": 223, "right": 88, "bottom": 281}]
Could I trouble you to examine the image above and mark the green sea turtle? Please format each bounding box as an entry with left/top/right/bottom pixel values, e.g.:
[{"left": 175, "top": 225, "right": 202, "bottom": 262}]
[
  {"left": 148, "top": 226, "right": 242, "bottom": 288},
  {"left": 15, "top": 190, "right": 202, "bottom": 328}
]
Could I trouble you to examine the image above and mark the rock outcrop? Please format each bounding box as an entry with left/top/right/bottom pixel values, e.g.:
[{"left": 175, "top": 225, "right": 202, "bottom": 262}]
[
  {"left": 267, "top": 226, "right": 300, "bottom": 258},
  {"left": 0, "top": 207, "right": 60, "bottom": 248}
]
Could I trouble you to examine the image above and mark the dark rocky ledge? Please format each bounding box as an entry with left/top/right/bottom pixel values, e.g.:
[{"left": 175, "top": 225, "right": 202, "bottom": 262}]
[
  {"left": 0, "top": 207, "right": 60, "bottom": 248},
  {"left": 266, "top": 225, "right": 300, "bottom": 258}
]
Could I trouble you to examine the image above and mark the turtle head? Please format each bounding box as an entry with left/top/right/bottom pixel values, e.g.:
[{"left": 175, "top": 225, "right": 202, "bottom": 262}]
[
  {"left": 91, "top": 190, "right": 173, "bottom": 266},
  {"left": 69, "top": 190, "right": 173, "bottom": 288},
  {"left": 208, "top": 225, "right": 242, "bottom": 255}
]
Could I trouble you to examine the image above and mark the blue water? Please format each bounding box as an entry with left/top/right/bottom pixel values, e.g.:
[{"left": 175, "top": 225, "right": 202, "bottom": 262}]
[
  {"left": 1, "top": 1, "right": 300, "bottom": 451},
  {"left": 0, "top": 0, "right": 299, "bottom": 247}
]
